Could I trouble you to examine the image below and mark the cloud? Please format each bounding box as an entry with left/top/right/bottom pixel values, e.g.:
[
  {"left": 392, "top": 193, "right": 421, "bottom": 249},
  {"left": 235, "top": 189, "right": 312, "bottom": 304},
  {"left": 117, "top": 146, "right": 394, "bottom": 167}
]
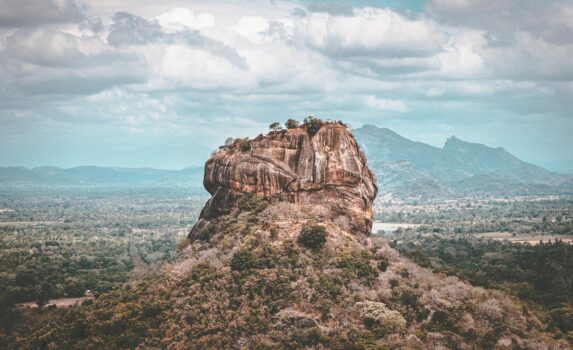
[
  {"left": 0, "top": 0, "right": 84, "bottom": 27},
  {"left": 364, "top": 96, "right": 408, "bottom": 112},
  {"left": 0, "top": 1, "right": 571, "bottom": 169},
  {"left": 155, "top": 7, "right": 215, "bottom": 33},
  {"left": 425, "top": 0, "right": 573, "bottom": 44},
  {"left": 299, "top": 8, "right": 444, "bottom": 58},
  {"left": 108, "top": 11, "right": 247, "bottom": 70}
]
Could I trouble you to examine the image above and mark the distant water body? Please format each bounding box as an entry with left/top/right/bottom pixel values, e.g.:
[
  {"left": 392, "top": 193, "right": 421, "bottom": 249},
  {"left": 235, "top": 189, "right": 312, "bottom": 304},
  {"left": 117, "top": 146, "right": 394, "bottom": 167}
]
[{"left": 371, "top": 222, "right": 419, "bottom": 235}]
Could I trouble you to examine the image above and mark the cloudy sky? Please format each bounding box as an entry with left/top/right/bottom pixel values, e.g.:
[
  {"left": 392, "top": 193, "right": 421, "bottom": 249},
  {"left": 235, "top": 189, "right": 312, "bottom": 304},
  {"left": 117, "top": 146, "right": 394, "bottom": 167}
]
[{"left": 1, "top": 0, "right": 572, "bottom": 172}]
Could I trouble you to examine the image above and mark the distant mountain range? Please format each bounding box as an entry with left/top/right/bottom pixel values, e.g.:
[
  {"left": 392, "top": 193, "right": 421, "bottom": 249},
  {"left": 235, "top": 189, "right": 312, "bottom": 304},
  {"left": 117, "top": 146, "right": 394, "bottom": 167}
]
[
  {"left": 1, "top": 125, "right": 571, "bottom": 198},
  {"left": 0, "top": 165, "right": 204, "bottom": 190},
  {"left": 353, "top": 124, "right": 573, "bottom": 198}
]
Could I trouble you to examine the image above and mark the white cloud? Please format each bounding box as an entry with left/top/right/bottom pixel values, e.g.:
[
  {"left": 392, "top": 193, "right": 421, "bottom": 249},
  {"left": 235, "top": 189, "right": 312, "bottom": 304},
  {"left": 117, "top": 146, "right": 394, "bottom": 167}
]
[
  {"left": 364, "top": 96, "right": 408, "bottom": 112},
  {"left": 155, "top": 8, "right": 215, "bottom": 33},
  {"left": 1, "top": 0, "right": 572, "bottom": 169},
  {"left": 233, "top": 16, "right": 270, "bottom": 44},
  {"left": 299, "top": 8, "right": 444, "bottom": 58}
]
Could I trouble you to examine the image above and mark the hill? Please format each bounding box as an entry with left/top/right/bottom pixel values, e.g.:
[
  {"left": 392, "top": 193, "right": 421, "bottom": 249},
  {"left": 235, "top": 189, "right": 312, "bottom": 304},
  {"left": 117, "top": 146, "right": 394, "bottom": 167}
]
[
  {"left": 1, "top": 123, "right": 571, "bottom": 199},
  {"left": 352, "top": 124, "right": 572, "bottom": 198},
  {"left": 2, "top": 120, "right": 568, "bottom": 349},
  {"left": 0, "top": 165, "right": 204, "bottom": 189}
]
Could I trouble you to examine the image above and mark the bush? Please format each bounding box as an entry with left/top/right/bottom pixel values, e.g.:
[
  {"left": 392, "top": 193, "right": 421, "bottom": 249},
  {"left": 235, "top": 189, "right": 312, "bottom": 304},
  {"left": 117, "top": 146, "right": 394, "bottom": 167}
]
[
  {"left": 285, "top": 119, "right": 300, "bottom": 129},
  {"left": 357, "top": 301, "right": 407, "bottom": 336},
  {"left": 549, "top": 305, "right": 573, "bottom": 332},
  {"left": 237, "top": 194, "right": 268, "bottom": 213},
  {"left": 230, "top": 250, "right": 257, "bottom": 272},
  {"left": 297, "top": 225, "right": 327, "bottom": 250},
  {"left": 303, "top": 116, "right": 322, "bottom": 135},
  {"left": 378, "top": 258, "right": 389, "bottom": 272},
  {"left": 240, "top": 139, "right": 251, "bottom": 152},
  {"left": 336, "top": 253, "right": 377, "bottom": 281}
]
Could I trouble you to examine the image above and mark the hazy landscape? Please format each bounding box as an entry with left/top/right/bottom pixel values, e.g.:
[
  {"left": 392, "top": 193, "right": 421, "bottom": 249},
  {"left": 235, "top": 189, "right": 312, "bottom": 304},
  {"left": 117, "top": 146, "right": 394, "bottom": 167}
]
[
  {"left": 1, "top": 0, "right": 573, "bottom": 349},
  {"left": 1, "top": 120, "right": 572, "bottom": 348}
]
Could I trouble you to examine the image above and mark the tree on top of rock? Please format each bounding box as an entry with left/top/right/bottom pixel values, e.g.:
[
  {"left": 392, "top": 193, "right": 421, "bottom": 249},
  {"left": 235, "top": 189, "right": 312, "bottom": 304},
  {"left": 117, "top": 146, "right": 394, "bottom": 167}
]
[
  {"left": 269, "top": 122, "right": 282, "bottom": 133},
  {"left": 285, "top": 119, "right": 300, "bottom": 129}
]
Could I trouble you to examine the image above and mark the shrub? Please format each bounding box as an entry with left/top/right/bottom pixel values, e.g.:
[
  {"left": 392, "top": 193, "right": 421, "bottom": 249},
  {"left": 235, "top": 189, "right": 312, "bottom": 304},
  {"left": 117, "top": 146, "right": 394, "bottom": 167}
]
[
  {"left": 240, "top": 139, "right": 251, "bottom": 152},
  {"left": 303, "top": 116, "right": 322, "bottom": 135},
  {"left": 285, "top": 119, "right": 300, "bottom": 129},
  {"left": 297, "top": 225, "right": 327, "bottom": 250},
  {"left": 357, "top": 301, "right": 407, "bottom": 336},
  {"left": 230, "top": 249, "right": 257, "bottom": 272},
  {"left": 378, "top": 258, "right": 389, "bottom": 272},
  {"left": 176, "top": 237, "right": 191, "bottom": 252},
  {"left": 549, "top": 305, "right": 573, "bottom": 332},
  {"left": 336, "top": 253, "right": 377, "bottom": 281},
  {"left": 237, "top": 194, "right": 268, "bottom": 213},
  {"left": 269, "top": 122, "right": 282, "bottom": 132}
]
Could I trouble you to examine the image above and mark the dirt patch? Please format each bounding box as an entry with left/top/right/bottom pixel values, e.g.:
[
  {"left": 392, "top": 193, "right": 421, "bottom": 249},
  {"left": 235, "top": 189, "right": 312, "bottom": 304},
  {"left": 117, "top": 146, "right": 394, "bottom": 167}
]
[
  {"left": 17, "top": 296, "right": 94, "bottom": 309},
  {"left": 474, "top": 232, "right": 573, "bottom": 245}
]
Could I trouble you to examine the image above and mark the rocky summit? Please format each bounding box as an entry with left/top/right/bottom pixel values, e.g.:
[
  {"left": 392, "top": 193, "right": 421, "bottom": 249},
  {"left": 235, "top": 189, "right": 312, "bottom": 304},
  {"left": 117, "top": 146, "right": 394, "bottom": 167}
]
[{"left": 191, "top": 120, "right": 377, "bottom": 238}]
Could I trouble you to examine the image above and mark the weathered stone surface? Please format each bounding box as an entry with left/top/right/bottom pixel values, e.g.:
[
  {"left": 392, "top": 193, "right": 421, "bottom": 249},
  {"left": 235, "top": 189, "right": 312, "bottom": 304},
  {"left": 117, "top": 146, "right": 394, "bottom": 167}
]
[{"left": 190, "top": 121, "right": 377, "bottom": 237}]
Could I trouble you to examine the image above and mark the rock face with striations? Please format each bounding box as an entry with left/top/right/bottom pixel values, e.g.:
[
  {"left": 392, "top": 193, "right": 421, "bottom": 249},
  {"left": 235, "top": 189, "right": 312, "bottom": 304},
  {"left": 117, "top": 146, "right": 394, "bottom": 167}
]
[{"left": 190, "top": 121, "right": 377, "bottom": 238}]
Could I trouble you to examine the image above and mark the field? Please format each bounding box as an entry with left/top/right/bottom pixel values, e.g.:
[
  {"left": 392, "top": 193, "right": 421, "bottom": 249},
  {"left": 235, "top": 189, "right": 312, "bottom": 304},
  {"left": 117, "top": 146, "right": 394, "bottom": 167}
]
[
  {"left": 0, "top": 187, "right": 207, "bottom": 309},
  {"left": 0, "top": 189, "right": 571, "bottom": 343}
]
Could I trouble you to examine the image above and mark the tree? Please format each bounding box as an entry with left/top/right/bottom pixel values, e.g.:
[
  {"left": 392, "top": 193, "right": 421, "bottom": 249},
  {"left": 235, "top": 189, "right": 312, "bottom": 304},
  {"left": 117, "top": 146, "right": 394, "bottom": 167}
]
[
  {"left": 224, "top": 137, "right": 235, "bottom": 147},
  {"left": 269, "top": 122, "right": 282, "bottom": 132},
  {"left": 303, "top": 116, "right": 322, "bottom": 135},
  {"left": 36, "top": 283, "right": 51, "bottom": 308},
  {"left": 285, "top": 119, "right": 299, "bottom": 129},
  {"left": 297, "top": 225, "right": 327, "bottom": 250}
]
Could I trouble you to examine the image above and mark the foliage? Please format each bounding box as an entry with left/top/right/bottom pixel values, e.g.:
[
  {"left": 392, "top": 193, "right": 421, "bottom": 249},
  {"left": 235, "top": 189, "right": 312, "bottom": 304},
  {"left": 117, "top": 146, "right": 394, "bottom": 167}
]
[
  {"left": 394, "top": 237, "right": 573, "bottom": 309},
  {"left": 297, "top": 224, "right": 327, "bottom": 250},
  {"left": 335, "top": 252, "right": 378, "bottom": 282},
  {"left": 303, "top": 116, "right": 323, "bottom": 135},
  {"left": 357, "top": 301, "right": 407, "bottom": 336},
  {"left": 230, "top": 249, "right": 257, "bottom": 272},
  {"left": 240, "top": 138, "right": 252, "bottom": 152},
  {"left": 0, "top": 188, "right": 195, "bottom": 312},
  {"left": 284, "top": 119, "right": 300, "bottom": 129},
  {"left": 269, "top": 122, "right": 282, "bottom": 132},
  {"left": 237, "top": 193, "right": 268, "bottom": 213}
]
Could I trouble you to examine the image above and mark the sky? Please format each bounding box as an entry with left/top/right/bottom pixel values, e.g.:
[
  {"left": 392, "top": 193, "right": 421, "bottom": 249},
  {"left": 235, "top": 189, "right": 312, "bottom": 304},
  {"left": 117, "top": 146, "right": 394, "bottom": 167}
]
[{"left": 0, "top": 0, "right": 572, "bottom": 172}]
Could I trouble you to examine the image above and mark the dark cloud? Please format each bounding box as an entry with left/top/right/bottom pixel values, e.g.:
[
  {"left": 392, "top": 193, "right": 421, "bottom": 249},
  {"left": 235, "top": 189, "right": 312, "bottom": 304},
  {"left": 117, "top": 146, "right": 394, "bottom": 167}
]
[
  {"left": 0, "top": 0, "right": 84, "bottom": 27},
  {"left": 107, "top": 12, "right": 165, "bottom": 45},
  {"left": 425, "top": 0, "right": 573, "bottom": 44}
]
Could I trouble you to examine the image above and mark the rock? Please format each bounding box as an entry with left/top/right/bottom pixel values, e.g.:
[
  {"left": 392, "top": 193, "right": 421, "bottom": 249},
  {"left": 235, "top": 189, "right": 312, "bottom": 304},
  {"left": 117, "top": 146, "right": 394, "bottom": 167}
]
[
  {"left": 274, "top": 308, "right": 319, "bottom": 330},
  {"left": 190, "top": 121, "right": 377, "bottom": 238}
]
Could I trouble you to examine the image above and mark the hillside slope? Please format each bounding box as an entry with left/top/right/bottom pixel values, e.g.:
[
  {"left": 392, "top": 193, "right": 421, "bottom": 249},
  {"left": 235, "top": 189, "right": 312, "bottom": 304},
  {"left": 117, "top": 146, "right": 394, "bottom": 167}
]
[{"left": 3, "top": 120, "right": 567, "bottom": 349}]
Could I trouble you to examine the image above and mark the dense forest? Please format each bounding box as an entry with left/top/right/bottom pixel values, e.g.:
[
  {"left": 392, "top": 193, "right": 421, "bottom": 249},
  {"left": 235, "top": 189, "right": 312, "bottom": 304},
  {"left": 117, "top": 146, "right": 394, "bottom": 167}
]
[
  {"left": 393, "top": 235, "right": 573, "bottom": 340},
  {"left": 0, "top": 188, "right": 206, "bottom": 310}
]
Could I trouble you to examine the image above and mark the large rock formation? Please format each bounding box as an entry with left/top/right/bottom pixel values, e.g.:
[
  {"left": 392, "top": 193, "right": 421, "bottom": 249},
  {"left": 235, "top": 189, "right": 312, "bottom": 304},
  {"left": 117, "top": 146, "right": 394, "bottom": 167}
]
[{"left": 190, "top": 121, "right": 377, "bottom": 238}]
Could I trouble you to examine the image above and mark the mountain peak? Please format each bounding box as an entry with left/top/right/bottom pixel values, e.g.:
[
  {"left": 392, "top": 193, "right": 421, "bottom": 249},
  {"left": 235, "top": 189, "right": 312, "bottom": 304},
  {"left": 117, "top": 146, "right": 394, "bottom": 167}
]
[{"left": 190, "top": 120, "right": 377, "bottom": 238}]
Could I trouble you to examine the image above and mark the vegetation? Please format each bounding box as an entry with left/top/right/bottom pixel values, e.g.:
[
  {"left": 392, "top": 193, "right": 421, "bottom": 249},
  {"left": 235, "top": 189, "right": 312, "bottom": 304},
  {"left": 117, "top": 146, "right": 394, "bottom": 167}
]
[
  {"left": 284, "top": 119, "right": 300, "bottom": 129},
  {"left": 269, "top": 122, "right": 282, "bottom": 133},
  {"left": 1, "top": 187, "right": 572, "bottom": 348},
  {"left": 303, "top": 116, "right": 323, "bottom": 135},
  {"left": 297, "top": 224, "right": 327, "bottom": 250},
  {"left": 393, "top": 235, "right": 573, "bottom": 338},
  {"left": 0, "top": 187, "right": 203, "bottom": 314}
]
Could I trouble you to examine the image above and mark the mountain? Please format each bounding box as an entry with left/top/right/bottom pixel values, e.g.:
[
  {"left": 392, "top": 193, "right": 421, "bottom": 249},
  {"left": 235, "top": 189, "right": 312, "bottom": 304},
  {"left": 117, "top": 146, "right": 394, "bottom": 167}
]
[
  {"left": 2, "top": 123, "right": 571, "bottom": 198},
  {"left": 0, "top": 165, "right": 204, "bottom": 189},
  {"left": 353, "top": 124, "right": 572, "bottom": 198},
  {"left": 6, "top": 120, "right": 566, "bottom": 349}
]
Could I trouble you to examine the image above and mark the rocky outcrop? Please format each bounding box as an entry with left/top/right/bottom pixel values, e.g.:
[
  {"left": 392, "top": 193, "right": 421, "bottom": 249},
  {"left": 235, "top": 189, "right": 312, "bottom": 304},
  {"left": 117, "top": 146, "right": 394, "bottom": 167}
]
[{"left": 190, "top": 121, "right": 377, "bottom": 238}]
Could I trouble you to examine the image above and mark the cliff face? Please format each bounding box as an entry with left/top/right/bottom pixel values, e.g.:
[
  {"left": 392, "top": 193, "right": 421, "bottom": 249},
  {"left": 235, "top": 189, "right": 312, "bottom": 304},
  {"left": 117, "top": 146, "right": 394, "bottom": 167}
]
[{"left": 191, "top": 121, "right": 377, "bottom": 237}]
